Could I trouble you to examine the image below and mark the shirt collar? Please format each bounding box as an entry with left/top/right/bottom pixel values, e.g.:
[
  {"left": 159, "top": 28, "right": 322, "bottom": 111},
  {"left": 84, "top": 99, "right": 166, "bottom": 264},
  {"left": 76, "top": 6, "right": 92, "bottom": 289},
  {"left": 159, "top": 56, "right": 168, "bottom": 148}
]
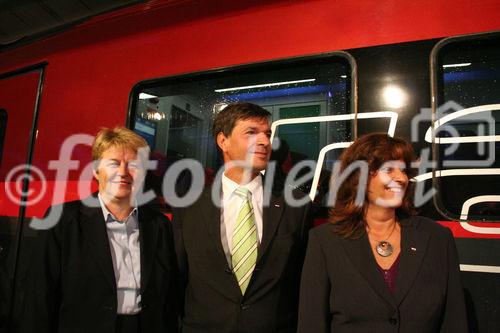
[
  {"left": 98, "top": 193, "right": 138, "bottom": 223},
  {"left": 222, "top": 172, "right": 263, "bottom": 197}
]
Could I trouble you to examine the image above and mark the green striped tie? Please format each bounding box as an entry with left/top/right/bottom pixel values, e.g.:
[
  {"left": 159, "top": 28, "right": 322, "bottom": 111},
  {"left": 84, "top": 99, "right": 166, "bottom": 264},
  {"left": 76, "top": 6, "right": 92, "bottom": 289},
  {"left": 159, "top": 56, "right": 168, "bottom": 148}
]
[{"left": 231, "top": 187, "right": 258, "bottom": 295}]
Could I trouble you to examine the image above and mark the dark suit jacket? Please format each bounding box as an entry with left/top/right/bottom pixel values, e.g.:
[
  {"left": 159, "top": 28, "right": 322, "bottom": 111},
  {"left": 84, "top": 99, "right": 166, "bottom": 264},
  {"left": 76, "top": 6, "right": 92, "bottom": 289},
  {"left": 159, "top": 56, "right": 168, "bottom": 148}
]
[
  {"left": 21, "top": 197, "right": 178, "bottom": 333},
  {"left": 172, "top": 185, "right": 312, "bottom": 333},
  {"left": 297, "top": 216, "right": 468, "bottom": 333}
]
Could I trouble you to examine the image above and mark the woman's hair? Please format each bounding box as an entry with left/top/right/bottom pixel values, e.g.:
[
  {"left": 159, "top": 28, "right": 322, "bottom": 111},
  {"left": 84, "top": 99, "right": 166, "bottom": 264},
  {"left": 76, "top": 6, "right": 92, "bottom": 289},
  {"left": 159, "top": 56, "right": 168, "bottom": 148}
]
[
  {"left": 92, "top": 127, "right": 149, "bottom": 162},
  {"left": 329, "top": 133, "right": 418, "bottom": 239}
]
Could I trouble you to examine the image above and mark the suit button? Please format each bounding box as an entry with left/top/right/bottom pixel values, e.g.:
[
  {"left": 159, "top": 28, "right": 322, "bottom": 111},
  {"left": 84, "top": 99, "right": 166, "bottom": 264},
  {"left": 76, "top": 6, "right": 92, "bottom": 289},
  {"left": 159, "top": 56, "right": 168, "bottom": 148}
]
[
  {"left": 240, "top": 304, "right": 250, "bottom": 310},
  {"left": 389, "top": 318, "right": 398, "bottom": 325},
  {"left": 103, "top": 305, "right": 113, "bottom": 311}
]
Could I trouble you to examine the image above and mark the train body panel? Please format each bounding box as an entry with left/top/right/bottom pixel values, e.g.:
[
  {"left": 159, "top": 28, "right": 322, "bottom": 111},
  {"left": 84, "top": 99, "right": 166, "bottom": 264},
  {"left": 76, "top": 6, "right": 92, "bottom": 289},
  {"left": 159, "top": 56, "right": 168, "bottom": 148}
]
[{"left": 1, "top": 0, "right": 499, "bottom": 331}]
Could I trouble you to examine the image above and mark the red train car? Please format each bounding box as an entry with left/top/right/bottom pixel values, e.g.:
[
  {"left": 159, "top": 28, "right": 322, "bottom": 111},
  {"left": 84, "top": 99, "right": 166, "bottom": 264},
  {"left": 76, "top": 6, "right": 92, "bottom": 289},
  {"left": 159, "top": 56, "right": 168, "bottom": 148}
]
[{"left": 1, "top": 0, "right": 499, "bottom": 331}]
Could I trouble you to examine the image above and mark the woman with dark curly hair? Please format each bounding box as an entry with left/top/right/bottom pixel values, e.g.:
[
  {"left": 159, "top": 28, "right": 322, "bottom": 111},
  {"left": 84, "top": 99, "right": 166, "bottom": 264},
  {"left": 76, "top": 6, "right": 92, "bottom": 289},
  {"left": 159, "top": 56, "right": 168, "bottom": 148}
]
[{"left": 297, "top": 133, "right": 468, "bottom": 333}]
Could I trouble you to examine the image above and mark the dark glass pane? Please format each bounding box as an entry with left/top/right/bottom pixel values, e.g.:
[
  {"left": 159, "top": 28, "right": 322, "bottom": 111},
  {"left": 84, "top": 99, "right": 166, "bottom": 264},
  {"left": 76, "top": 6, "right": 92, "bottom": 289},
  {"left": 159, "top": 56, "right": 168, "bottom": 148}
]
[
  {"left": 131, "top": 56, "right": 352, "bottom": 213},
  {"left": 435, "top": 35, "right": 500, "bottom": 220}
]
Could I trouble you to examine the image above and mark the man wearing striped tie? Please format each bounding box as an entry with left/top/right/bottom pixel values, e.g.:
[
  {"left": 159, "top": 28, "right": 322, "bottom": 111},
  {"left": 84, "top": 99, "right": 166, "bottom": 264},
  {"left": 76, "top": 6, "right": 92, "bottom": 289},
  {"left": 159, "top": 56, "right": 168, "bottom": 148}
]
[{"left": 173, "top": 102, "right": 313, "bottom": 333}]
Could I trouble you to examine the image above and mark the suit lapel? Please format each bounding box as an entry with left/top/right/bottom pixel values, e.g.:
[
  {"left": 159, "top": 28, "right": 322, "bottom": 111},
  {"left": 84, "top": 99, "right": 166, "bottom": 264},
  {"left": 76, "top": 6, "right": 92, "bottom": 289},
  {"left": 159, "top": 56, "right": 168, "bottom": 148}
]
[
  {"left": 201, "top": 188, "right": 228, "bottom": 268},
  {"left": 80, "top": 203, "right": 116, "bottom": 292},
  {"left": 257, "top": 192, "right": 285, "bottom": 263},
  {"left": 340, "top": 234, "right": 396, "bottom": 308},
  {"left": 394, "top": 218, "right": 429, "bottom": 305},
  {"left": 201, "top": 188, "right": 242, "bottom": 300},
  {"left": 138, "top": 205, "right": 159, "bottom": 294}
]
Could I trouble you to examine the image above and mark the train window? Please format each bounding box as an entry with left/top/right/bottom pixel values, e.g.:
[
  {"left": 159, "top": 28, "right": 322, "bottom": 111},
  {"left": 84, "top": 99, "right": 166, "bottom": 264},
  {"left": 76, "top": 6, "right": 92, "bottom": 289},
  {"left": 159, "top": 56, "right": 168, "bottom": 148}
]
[
  {"left": 130, "top": 55, "right": 353, "bottom": 213},
  {"left": 0, "top": 109, "right": 6, "bottom": 167},
  {"left": 433, "top": 33, "right": 500, "bottom": 221}
]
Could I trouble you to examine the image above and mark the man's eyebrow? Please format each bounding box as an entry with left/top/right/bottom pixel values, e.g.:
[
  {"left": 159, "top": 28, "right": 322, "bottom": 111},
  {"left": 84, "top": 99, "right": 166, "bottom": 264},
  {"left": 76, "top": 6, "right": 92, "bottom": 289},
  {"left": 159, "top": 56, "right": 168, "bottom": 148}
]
[{"left": 244, "top": 126, "right": 272, "bottom": 134}]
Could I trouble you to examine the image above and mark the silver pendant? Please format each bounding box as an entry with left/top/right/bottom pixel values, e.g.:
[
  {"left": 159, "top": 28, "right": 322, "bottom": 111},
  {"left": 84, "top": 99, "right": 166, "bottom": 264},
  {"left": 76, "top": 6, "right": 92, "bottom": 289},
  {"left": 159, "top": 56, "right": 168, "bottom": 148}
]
[{"left": 376, "top": 241, "right": 393, "bottom": 257}]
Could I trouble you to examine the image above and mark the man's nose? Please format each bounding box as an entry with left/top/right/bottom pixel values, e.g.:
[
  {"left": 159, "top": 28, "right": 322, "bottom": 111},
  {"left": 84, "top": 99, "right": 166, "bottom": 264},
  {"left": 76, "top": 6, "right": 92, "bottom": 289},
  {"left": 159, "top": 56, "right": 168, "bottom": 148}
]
[{"left": 257, "top": 133, "right": 270, "bottom": 146}]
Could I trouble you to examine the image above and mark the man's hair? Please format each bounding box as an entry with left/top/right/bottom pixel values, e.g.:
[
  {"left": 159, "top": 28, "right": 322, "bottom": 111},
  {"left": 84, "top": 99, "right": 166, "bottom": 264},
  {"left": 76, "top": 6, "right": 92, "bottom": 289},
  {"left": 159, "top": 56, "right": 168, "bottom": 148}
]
[
  {"left": 212, "top": 102, "right": 271, "bottom": 141},
  {"left": 92, "top": 127, "right": 149, "bottom": 162},
  {"left": 329, "top": 133, "right": 418, "bottom": 239}
]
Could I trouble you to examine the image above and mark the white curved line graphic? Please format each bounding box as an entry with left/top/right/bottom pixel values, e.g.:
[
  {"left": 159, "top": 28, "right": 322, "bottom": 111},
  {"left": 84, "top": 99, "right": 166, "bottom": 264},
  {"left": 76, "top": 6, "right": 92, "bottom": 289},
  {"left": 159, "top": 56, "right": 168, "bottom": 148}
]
[
  {"left": 412, "top": 168, "right": 500, "bottom": 182},
  {"left": 460, "top": 264, "right": 500, "bottom": 274},
  {"left": 270, "top": 111, "right": 398, "bottom": 138},
  {"left": 425, "top": 103, "right": 500, "bottom": 143},
  {"left": 270, "top": 111, "right": 398, "bottom": 201},
  {"left": 458, "top": 196, "right": 500, "bottom": 235},
  {"left": 413, "top": 170, "right": 500, "bottom": 235},
  {"left": 308, "top": 142, "right": 351, "bottom": 200}
]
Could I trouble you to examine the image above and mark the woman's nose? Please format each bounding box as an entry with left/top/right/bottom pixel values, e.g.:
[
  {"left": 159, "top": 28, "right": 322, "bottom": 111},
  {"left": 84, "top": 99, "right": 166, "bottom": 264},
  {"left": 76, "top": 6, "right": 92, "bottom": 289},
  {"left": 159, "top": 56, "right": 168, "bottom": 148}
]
[
  {"left": 118, "top": 162, "right": 129, "bottom": 175},
  {"left": 391, "top": 168, "right": 407, "bottom": 182}
]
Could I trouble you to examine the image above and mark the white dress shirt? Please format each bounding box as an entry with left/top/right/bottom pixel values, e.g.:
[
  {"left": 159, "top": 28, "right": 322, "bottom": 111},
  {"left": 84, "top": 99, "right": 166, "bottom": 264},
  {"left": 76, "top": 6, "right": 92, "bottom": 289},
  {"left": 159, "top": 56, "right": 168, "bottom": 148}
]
[
  {"left": 98, "top": 194, "right": 141, "bottom": 314},
  {"left": 220, "top": 173, "right": 263, "bottom": 265}
]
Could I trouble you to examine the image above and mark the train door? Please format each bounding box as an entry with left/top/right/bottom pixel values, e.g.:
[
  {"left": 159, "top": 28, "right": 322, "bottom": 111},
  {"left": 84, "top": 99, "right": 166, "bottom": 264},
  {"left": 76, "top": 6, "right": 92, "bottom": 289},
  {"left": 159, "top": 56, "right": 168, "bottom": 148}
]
[{"left": 0, "top": 63, "right": 45, "bottom": 331}]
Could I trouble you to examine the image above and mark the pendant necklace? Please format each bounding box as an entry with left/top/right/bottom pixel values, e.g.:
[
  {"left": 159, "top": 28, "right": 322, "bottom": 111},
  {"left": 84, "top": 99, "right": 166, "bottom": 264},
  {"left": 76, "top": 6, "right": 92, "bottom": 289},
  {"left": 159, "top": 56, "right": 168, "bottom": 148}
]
[{"left": 373, "top": 222, "right": 397, "bottom": 257}]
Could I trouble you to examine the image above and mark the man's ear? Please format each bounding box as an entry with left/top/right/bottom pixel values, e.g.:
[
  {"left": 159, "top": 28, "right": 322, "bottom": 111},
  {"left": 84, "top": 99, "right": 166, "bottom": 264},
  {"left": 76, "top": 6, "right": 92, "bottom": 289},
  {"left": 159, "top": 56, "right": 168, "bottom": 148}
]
[{"left": 216, "top": 132, "right": 228, "bottom": 152}]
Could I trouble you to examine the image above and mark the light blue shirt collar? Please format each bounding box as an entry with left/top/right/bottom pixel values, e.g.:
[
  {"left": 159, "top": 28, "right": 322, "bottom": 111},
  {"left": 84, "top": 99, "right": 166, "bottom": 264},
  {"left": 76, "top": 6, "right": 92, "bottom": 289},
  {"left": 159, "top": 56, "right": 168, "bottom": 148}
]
[{"left": 97, "top": 193, "right": 138, "bottom": 223}]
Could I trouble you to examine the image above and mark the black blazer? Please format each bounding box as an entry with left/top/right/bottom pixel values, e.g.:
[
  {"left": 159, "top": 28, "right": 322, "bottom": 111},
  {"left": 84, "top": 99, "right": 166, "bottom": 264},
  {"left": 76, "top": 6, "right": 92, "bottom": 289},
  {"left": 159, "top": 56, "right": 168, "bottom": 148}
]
[
  {"left": 298, "top": 216, "right": 468, "bottom": 333},
  {"left": 21, "top": 198, "right": 178, "bottom": 333},
  {"left": 172, "top": 186, "right": 312, "bottom": 333}
]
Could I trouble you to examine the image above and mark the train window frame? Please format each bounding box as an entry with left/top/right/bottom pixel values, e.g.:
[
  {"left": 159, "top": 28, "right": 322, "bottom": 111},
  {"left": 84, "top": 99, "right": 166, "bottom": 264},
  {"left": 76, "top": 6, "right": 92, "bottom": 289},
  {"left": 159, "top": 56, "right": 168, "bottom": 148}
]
[
  {"left": 126, "top": 51, "right": 357, "bottom": 211},
  {"left": 430, "top": 30, "right": 500, "bottom": 222},
  {"left": 0, "top": 109, "right": 6, "bottom": 167}
]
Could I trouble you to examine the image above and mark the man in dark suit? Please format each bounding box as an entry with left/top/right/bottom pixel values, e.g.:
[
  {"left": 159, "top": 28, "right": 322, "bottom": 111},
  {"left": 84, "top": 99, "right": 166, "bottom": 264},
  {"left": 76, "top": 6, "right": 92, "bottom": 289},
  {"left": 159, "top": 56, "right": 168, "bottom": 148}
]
[
  {"left": 21, "top": 127, "right": 178, "bottom": 333},
  {"left": 173, "top": 102, "right": 313, "bottom": 333}
]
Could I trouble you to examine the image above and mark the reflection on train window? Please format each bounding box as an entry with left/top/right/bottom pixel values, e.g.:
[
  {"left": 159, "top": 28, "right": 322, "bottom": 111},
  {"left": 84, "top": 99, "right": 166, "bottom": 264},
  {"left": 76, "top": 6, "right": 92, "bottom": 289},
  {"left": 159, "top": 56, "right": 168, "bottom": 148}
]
[
  {"left": 0, "top": 109, "right": 7, "bottom": 167},
  {"left": 435, "top": 34, "right": 500, "bottom": 220},
  {"left": 131, "top": 56, "right": 352, "bottom": 212}
]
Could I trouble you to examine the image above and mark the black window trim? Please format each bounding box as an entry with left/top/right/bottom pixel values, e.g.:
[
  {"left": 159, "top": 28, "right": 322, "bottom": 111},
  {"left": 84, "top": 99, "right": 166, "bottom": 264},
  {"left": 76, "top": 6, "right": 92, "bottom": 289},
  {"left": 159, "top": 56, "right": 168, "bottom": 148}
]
[
  {"left": 0, "top": 108, "right": 7, "bottom": 167},
  {"left": 0, "top": 61, "right": 47, "bottom": 331},
  {"left": 430, "top": 30, "right": 500, "bottom": 222},
  {"left": 126, "top": 50, "right": 358, "bottom": 136}
]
